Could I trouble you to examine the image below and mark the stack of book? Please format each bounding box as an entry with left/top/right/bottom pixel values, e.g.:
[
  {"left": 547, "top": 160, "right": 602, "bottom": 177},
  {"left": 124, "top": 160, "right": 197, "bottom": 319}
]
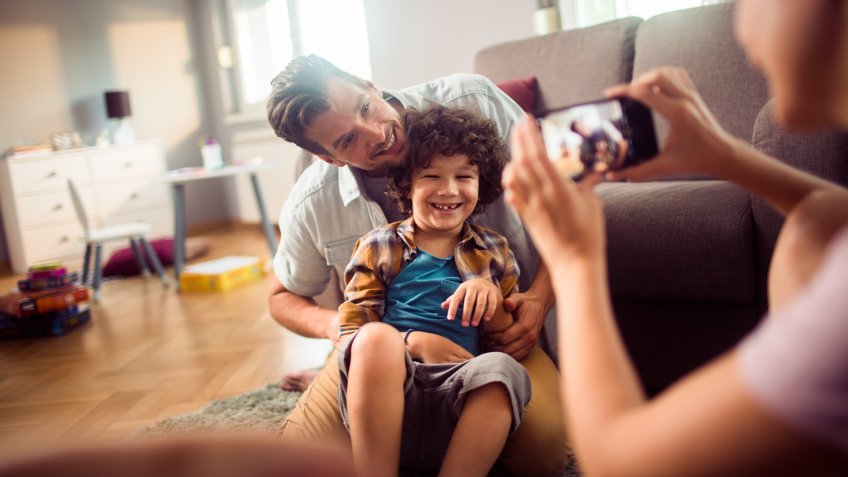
[
  {"left": 179, "top": 255, "right": 265, "bottom": 291},
  {"left": 0, "top": 264, "right": 91, "bottom": 339}
]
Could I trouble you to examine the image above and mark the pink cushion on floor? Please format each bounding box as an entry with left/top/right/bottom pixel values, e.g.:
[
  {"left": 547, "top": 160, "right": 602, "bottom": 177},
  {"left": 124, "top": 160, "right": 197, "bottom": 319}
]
[{"left": 102, "top": 238, "right": 174, "bottom": 277}]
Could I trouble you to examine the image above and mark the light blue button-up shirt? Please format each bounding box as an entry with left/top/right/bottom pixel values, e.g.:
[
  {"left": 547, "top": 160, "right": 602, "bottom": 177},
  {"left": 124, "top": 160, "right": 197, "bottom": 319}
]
[{"left": 273, "top": 73, "right": 538, "bottom": 298}]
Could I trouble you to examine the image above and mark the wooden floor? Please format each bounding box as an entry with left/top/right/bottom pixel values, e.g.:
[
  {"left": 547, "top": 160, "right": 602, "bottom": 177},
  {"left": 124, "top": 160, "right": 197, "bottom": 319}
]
[{"left": 0, "top": 224, "right": 332, "bottom": 454}]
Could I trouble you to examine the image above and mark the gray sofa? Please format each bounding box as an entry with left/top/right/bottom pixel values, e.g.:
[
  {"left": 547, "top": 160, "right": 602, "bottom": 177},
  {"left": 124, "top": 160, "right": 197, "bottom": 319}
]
[{"left": 475, "top": 3, "right": 848, "bottom": 394}]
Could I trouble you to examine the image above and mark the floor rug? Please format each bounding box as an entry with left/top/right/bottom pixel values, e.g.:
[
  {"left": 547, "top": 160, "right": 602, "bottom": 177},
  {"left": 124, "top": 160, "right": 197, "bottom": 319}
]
[{"left": 133, "top": 382, "right": 298, "bottom": 438}]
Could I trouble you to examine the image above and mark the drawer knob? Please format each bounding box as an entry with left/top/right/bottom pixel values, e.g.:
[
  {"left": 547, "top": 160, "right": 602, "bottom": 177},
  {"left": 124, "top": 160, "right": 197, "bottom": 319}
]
[
  {"left": 124, "top": 161, "right": 133, "bottom": 169},
  {"left": 53, "top": 203, "right": 63, "bottom": 211},
  {"left": 46, "top": 171, "right": 57, "bottom": 178},
  {"left": 59, "top": 236, "right": 69, "bottom": 243},
  {"left": 130, "top": 192, "right": 139, "bottom": 200}
]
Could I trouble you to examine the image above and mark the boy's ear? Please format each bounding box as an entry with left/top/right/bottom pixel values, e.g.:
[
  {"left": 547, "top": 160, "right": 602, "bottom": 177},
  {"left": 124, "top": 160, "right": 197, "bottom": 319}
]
[{"left": 317, "top": 155, "right": 346, "bottom": 168}]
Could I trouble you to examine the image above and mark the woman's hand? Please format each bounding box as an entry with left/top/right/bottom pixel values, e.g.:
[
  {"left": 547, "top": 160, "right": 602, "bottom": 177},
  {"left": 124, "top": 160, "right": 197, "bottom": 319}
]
[
  {"left": 502, "top": 117, "right": 606, "bottom": 270},
  {"left": 406, "top": 331, "right": 473, "bottom": 364},
  {"left": 604, "top": 67, "right": 740, "bottom": 182},
  {"left": 441, "top": 278, "right": 502, "bottom": 327}
]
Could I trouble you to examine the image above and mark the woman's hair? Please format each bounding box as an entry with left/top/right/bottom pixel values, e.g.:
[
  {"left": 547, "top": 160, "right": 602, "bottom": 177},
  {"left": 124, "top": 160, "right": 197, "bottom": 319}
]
[
  {"left": 266, "top": 55, "right": 370, "bottom": 155},
  {"left": 387, "top": 106, "right": 507, "bottom": 217}
]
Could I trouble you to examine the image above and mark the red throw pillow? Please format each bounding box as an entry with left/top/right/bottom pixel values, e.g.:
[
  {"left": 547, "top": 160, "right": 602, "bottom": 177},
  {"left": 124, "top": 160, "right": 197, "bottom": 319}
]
[{"left": 496, "top": 76, "right": 538, "bottom": 113}]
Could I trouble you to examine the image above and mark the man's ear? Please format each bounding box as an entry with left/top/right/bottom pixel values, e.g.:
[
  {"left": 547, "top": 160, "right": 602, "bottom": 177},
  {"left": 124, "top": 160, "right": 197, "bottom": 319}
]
[{"left": 317, "top": 155, "right": 346, "bottom": 168}]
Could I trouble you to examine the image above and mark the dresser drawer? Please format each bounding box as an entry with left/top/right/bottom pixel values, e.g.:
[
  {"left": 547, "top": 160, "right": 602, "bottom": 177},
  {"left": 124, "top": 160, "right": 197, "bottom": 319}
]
[
  {"left": 95, "top": 179, "right": 168, "bottom": 216},
  {"left": 90, "top": 145, "right": 166, "bottom": 183},
  {"left": 16, "top": 190, "right": 88, "bottom": 228},
  {"left": 23, "top": 222, "right": 85, "bottom": 262},
  {"left": 7, "top": 155, "right": 90, "bottom": 194}
]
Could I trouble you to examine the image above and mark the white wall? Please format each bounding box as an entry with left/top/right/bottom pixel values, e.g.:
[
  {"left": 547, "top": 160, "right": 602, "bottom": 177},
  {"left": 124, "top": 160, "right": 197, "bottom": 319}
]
[
  {"left": 0, "top": 0, "right": 545, "bottom": 264},
  {"left": 363, "top": 0, "right": 536, "bottom": 89}
]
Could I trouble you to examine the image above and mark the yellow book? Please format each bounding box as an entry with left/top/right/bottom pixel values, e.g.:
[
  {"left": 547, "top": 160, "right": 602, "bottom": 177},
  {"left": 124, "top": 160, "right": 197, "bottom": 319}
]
[{"left": 179, "top": 256, "right": 265, "bottom": 291}]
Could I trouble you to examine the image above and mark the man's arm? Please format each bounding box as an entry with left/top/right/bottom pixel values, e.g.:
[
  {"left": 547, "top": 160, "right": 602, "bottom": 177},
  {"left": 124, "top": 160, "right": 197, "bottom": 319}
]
[{"left": 268, "top": 275, "right": 339, "bottom": 343}]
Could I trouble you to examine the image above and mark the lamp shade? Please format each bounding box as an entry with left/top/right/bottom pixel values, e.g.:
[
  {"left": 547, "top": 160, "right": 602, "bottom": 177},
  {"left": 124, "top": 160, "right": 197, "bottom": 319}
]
[{"left": 104, "top": 90, "right": 132, "bottom": 119}]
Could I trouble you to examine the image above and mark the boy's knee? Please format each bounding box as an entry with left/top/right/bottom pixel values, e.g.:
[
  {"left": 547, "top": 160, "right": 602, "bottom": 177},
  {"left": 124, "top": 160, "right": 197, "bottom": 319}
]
[{"left": 350, "top": 323, "right": 405, "bottom": 362}]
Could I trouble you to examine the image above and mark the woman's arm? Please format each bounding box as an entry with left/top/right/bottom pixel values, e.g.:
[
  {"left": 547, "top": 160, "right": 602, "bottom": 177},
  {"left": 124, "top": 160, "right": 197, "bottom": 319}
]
[{"left": 503, "top": 117, "right": 843, "bottom": 477}]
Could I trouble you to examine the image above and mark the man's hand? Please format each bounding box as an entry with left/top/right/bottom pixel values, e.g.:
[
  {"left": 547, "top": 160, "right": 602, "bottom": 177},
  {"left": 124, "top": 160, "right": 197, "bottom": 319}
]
[
  {"left": 441, "top": 278, "right": 502, "bottom": 327},
  {"left": 407, "top": 331, "right": 473, "bottom": 364},
  {"left": 485, "top": 290, "right": 548, "bottom": 360},
  {"left": 324, "top": 314, "right": 341, "bottom": 346}
]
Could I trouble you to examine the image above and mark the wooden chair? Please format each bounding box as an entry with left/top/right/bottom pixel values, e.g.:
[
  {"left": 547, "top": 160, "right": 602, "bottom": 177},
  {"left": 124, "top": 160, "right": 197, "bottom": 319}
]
[{"left": 67, "top": 179, "right": 169, "bottom": 302}]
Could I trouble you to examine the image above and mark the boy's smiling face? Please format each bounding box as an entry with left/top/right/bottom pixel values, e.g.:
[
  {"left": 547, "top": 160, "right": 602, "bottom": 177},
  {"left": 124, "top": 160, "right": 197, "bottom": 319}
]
[{"left": 410, "top": 154, "right": 479, "bottom": 238}]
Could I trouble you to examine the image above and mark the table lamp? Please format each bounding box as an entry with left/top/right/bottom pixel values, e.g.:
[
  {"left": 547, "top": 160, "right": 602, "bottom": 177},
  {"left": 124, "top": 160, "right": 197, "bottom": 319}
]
[{"left": 105, "top": 90, "right": 136, "bottom": 144}]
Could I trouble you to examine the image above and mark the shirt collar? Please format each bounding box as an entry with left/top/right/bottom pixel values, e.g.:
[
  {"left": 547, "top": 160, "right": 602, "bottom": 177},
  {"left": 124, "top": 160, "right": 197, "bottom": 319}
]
[{"left": 338, "top": 166, "right": 363, "bottom": 205}]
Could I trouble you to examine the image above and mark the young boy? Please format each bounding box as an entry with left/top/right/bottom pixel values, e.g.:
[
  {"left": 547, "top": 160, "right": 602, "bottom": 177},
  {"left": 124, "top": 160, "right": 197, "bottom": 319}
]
[{"left": 337, "top": 106, "right": 531, "bottom": 477}]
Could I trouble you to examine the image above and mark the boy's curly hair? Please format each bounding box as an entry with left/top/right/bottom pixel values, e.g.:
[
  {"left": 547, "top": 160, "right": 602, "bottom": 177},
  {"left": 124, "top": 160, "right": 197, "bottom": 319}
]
[{"left": 387, "top": 107, "right": 507, "bottom": 217}]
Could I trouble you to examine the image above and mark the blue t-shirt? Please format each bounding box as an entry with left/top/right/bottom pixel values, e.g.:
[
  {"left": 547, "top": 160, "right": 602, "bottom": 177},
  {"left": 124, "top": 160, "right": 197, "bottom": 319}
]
[{"left": 384, "top": 250, "right": 479, "bottom": 356}]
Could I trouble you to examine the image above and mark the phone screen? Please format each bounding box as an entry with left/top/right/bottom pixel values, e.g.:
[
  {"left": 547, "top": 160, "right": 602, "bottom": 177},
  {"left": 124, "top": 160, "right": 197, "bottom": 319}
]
[{"left": 537, "top": 97, "right": 658, "bottom": 180}]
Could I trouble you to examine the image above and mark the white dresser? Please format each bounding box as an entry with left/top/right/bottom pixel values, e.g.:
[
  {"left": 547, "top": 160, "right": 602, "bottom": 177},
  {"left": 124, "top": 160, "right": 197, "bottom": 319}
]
[{"left": 0, "top": 140, "right": 173, "bottom": 274}]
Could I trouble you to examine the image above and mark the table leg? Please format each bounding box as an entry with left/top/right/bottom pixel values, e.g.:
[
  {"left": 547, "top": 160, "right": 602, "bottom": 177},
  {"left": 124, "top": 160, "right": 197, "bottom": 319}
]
[
  {"left": 172, "top": 183, "right": 187, "bottom": 291},
  {"left": 249, "top": 172, "right": 277, "bottom": 255}
]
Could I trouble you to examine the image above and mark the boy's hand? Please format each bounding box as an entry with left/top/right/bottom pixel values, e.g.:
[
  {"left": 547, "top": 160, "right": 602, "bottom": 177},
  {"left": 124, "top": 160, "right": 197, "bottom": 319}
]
[
  {"left": 441, "top": 278, "right": 502, "bottom": 327},
  {"left": 407, "top": 331, "right": 473, "bottom": 364}
]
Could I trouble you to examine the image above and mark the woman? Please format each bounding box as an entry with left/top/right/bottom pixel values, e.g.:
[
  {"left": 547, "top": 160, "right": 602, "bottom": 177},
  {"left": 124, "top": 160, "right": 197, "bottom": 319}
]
[{"left": 503, "top": 0, "right": 848, "bottom": 476}]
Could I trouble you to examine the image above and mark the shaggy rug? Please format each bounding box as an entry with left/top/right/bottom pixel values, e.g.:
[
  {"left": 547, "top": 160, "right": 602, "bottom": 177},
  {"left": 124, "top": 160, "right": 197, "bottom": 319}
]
[
  {"left": 133, "top": 382, "right": 298, "bottom": 438},
  {"left": 133, "top": 381, "right": 580, "bottom": 476}
]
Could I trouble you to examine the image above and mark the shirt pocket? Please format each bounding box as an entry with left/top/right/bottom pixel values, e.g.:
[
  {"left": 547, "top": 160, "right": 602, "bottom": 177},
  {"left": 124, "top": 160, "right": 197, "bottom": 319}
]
[{"left": 324, "top": 236, "right": 362, "bottom": 266}]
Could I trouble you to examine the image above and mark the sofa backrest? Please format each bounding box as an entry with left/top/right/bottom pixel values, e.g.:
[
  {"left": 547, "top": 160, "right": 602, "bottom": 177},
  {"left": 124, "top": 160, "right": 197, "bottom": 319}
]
[
  {"left": 474, "top": 17, "right": 642, "bottom": 112},
  {"left": 632, "top": 3, "right": 769, "bottom": 144}
]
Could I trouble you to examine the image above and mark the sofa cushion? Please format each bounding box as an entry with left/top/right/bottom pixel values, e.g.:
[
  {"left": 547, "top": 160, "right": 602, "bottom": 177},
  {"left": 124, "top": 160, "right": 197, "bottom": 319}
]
[
  {"left": 599, "top": 180, "right": 755, "bottom": 304},
  {"left": 474, "top": 17, "right": 642, "bottom": 111},
  {"left": 632, "top": 3, "right": 769, "bottom": 145},
  {"left": 496, "top": 76, "right": 538, "bottom": 113}
]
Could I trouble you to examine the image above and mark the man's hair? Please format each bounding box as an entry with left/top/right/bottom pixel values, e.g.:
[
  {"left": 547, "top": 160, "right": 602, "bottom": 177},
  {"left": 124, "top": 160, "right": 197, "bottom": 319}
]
[
  {"left": 266, "top": 55, "right": 370, "bottom": 155},
  {"left": 387, "top": 107, "right": 507, "bottom": 217}
]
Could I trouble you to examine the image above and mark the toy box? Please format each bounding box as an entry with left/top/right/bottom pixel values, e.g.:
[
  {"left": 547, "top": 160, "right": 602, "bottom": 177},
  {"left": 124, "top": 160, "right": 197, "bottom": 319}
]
[{"left": 179, "top": 256, "right": 265, "bottom": 291}]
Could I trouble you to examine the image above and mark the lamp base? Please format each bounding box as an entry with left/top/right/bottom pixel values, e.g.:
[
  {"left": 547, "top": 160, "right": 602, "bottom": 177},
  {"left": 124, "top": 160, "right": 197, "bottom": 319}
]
[
  {"left": 112, "top": 118, "right": 136, "bottom": 144},
  {"left": 534, "top": 6, "right": 562, "bottom": 35}
]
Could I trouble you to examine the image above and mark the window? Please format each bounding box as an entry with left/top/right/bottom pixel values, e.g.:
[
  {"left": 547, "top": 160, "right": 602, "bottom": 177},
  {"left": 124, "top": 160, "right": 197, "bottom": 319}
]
[
  {"left": 567, "top": 0, "right": 728, "bottom": 28},
  {"left": 216, "top": 0, "right": 372, "bottom": 120}
]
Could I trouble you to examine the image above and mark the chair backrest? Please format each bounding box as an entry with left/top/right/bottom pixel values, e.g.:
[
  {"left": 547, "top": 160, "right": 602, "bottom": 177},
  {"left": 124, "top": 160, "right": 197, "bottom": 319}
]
[{"left": 67, "top": 179, "right": 90, "bottom": 234}]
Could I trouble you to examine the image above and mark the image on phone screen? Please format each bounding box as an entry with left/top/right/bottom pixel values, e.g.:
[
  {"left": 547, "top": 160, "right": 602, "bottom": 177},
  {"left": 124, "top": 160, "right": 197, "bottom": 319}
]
[{"left": 537, "top": 97, "right": 658, "bottom": 180}]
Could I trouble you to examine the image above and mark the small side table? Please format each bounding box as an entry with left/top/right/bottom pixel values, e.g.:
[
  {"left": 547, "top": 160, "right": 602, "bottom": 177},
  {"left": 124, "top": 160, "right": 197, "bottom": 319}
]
[{"left": 160, "top": 160, "right": 279, "bottom": 289}]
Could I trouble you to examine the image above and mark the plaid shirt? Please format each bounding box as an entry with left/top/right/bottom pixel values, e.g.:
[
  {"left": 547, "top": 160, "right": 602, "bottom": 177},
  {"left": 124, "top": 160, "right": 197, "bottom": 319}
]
[{"left": 339, "top": 217, "right": 520, "bottom": 337}]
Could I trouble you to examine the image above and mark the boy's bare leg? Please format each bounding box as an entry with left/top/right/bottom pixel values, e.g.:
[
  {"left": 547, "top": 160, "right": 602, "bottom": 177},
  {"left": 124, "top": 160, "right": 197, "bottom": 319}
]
[
  {"left": 439, "top": 383, "right": 512, "bottom": 477},
  {"left": 346, "top": 323, "right": 406, "bottom": 477}
]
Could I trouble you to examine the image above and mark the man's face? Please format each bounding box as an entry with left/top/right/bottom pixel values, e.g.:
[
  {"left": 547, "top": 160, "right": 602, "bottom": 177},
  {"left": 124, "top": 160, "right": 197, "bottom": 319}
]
[{"left": 305, "top": 77, "right": 409, "bottom": 174}]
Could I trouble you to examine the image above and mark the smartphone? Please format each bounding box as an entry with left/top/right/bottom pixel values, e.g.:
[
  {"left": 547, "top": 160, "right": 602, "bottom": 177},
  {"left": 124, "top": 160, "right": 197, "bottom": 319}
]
[{"left": 536, "top": 97, "right": 658, "bottom": 180}]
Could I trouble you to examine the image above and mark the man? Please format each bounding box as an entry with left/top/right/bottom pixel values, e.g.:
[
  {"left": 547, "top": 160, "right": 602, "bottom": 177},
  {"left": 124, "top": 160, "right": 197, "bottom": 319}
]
[{"left": 266, "top": 55, "right": 567, "bottom": 476}]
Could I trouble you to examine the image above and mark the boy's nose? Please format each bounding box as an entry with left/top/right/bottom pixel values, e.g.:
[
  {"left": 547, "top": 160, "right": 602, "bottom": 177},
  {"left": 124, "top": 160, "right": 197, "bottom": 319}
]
[{"left": 438, "top": 179, "right": 458, "bottom": 195}]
